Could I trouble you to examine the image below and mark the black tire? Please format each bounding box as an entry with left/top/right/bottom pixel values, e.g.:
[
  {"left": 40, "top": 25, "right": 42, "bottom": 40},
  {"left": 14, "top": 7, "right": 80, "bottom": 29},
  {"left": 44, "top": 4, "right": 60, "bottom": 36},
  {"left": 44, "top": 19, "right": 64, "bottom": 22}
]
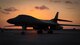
[{"left": 47, "top": 30, "right": 53, "bottom": 34}]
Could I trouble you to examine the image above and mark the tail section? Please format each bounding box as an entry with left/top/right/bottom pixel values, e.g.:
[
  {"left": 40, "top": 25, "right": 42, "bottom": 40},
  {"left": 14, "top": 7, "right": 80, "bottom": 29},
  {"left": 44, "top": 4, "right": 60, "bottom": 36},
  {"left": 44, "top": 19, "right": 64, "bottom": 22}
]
[
  {"left": 50, "top": 12, "right": 59, "bottom": 23},
  {"left": 50, "top": 12, "right": 72, "bottom": 23},
  {"left": 54, "top": 12, "right": 59, "bottom": 20},
  {"left": 57, "top": 19, "right": 72, "bottom": 22}
]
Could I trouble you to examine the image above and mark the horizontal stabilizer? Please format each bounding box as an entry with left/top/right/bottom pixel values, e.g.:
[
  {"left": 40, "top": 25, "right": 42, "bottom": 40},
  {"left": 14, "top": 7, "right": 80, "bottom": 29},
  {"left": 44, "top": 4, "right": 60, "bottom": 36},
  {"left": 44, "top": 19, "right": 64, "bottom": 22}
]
[
  {"left": 60, "top": 24, "right": 80, "bottom": 27},
  {"left": 51, "top": 12, "right": 72, "bottom": 22},
  {"left": 58, "top": 19, "right": 72, "bottom": 22}
]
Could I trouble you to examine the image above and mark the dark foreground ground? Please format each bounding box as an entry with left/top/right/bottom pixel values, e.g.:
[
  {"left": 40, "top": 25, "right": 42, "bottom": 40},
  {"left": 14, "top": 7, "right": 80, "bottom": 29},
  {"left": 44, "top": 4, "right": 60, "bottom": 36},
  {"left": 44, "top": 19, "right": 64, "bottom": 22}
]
[{"left": 0, "top": 30, "right": 80, "bottom": 45}]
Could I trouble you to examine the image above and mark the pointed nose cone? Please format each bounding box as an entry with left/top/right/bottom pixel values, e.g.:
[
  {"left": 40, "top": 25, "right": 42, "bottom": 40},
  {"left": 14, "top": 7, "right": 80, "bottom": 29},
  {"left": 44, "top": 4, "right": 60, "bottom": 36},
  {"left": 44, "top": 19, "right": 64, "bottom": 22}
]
[{"left": 7, "top": 18, "right": 14, "bottom": 24}]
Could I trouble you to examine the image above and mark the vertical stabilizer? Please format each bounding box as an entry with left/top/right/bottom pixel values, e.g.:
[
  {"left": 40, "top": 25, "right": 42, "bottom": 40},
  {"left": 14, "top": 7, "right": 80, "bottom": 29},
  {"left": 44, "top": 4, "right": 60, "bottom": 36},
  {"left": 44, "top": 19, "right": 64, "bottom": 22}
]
[
  {"left": 54, "top": 12, "right": 59, "bottom": 20},
  {"left": 50, "top": 12, "right": 59, "bottom": 23},
  {"left": 50, "top": 12, "right": 72, "bottom": 22}
]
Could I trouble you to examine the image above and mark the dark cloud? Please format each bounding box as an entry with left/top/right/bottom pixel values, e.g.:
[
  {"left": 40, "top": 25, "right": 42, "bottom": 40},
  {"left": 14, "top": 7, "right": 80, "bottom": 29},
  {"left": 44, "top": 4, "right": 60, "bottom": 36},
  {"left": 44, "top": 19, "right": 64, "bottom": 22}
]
[
  {"left": 0, "top": 7, "right": 18, "bottom": 14},
  {"left": 65, "top": 1, "right": 73, "bottom": 4},
  {"left": 49, "top": 0, "right": 79, "bottom": 4},
  {"left": 35, "top": 5, "right": 49, "bottom": 10},
  {"left": 64, "top": 1, "right": 80, "bottom": 4},
  {"left": 0, "top": 10, "right": 10, "bottom": 14},
  {"left": 4, "top": 7, "right": 18, "bottom": 12}
]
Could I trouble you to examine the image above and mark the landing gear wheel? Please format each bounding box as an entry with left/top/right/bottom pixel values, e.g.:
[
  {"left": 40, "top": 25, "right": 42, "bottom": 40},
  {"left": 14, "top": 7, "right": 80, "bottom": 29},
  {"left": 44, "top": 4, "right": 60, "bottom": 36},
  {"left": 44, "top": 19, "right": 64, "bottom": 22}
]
[{"left": 48, "top": 30, "right": 53, "bottom": 34}]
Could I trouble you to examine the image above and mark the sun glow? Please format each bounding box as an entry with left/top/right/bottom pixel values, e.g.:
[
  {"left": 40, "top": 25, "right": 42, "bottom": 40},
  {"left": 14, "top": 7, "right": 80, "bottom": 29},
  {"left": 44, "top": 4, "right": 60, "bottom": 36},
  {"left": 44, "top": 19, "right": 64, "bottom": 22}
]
[{"left": 0, "top": 0, "right": 80, "bottom": 29}]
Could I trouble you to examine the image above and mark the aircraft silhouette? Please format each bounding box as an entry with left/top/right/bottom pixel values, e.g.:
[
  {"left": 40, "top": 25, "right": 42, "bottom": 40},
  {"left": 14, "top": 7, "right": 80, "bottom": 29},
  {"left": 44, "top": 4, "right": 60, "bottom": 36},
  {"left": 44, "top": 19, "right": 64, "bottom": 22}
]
[{"left": 6, "top": 12, "right": 80, "bottom": 34}]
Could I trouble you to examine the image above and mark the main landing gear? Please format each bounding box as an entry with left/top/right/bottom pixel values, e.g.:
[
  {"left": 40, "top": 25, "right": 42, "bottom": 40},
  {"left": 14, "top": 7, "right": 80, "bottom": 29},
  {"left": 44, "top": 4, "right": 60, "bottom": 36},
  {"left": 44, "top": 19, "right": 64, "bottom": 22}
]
[
  {"left": 37, "top": 30, "right": 53, "bottom": 34},
  {"left": 21, "top": 26, "right": 26, "bottom": 35},
  {"left": 47, "top": 30, "right": 53, "bottom": 34}
]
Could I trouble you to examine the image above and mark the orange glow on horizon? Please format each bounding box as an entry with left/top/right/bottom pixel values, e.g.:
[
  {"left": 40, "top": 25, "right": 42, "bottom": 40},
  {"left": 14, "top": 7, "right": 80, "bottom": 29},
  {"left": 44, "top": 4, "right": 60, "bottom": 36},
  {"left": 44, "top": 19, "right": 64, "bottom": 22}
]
[{"left": 0, "top": 0, "right": 80, "bottom": 29}]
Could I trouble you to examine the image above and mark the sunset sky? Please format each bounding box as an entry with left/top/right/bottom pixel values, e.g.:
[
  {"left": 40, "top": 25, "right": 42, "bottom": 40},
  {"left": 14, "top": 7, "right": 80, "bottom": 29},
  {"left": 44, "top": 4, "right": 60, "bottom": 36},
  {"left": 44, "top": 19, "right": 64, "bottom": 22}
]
[{"left": 0, "top": 0, "right": 80, "bottom": 29}]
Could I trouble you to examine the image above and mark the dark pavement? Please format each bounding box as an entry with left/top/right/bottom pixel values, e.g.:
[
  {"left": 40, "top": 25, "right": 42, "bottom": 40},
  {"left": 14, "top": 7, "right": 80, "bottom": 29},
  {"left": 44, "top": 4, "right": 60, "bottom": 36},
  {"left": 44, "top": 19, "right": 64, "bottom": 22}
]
[{"left": 0, "top": 30, "right": 80, "bottom": 45}]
